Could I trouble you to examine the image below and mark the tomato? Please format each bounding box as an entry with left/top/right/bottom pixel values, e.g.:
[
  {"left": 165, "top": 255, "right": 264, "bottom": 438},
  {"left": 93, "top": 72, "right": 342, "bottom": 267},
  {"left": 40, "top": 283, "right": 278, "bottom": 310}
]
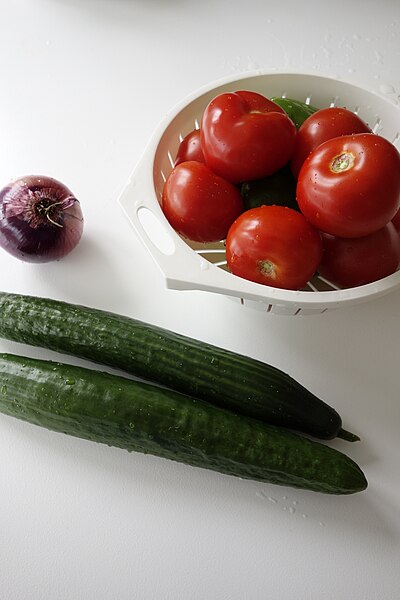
[
  {"left": 319, "top": 224, "right": 400, "bottom": 288},
  {"left": 226, "top": 205, "right": 322, "bottom": 290},
  {"left": 174, "top": 129, "right": 204, "bottom": 166},
  {"left": 201, "top": 90, "right": 297, "bottom": 183},
  {"left": 161, "top": 161, "right": 244, "bottom": 243},
  {"left": 290, "top": 107, "right": 371, "bottom": 178},
  {"left": 297, "top": 133, "right": 400, "bottom": 238},
  {"left": 392, "top": 207, "right": 400, "bottom": 234}
]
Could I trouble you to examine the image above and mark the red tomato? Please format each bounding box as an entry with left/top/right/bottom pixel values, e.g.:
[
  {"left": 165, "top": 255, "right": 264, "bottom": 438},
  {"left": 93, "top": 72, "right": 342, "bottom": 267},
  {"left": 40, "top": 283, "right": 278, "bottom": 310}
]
[
  {"left": 319, "top": 224, "right": 400, "bottom": 288},
  {"left": 392, "top": 207, "right": 400, "bottom": 234},
  {"left": 290, "top": 107, "right": 371, "bottom": 178},
  {"left": 161, "top": 161, "right": 244, "bottom": 243},
  {"left": 201, "top": 90, "right": 297, "bottom": 183},
  {"left": 297, "top": 133, "right": 400, "bottom": 238},
  {"left": 174, "top": 129, "right": 204, "bottom": 166},
  {"left": 226, "top": 205, "right": 322, "bottom": 290}
]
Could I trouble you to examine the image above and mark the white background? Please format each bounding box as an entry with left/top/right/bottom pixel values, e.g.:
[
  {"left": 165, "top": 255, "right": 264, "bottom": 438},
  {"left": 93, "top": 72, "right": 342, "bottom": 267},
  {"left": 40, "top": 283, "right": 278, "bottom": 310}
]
[{"left": 0, "top": 1, "right": 400, "bottom": 598}]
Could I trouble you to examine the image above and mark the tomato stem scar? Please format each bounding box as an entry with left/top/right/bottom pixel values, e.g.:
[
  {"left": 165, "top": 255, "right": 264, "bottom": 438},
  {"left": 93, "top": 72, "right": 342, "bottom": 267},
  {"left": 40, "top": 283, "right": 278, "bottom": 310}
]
[
  {"left": 258, "top": 259, "right": 277, "bottom": 278},
  {"left": 330, "top": 151, "right": 355, "bottom": 173}
]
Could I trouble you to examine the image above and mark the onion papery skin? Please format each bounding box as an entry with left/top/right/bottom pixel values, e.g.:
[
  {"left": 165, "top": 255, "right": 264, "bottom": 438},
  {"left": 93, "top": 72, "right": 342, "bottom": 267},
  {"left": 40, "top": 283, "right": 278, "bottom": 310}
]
[{"left": 0, "top": 175, "right": 84, "bottom": 263}]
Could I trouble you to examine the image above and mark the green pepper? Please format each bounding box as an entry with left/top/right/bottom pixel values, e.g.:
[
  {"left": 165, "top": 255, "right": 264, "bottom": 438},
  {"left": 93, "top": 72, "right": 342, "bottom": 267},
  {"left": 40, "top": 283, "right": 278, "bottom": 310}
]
[
  {"left": 271, "top": 97, "right": 318, "bottom": 129},
  {"left": 240, "top": 164, "right": 298, "bottom": 211}
]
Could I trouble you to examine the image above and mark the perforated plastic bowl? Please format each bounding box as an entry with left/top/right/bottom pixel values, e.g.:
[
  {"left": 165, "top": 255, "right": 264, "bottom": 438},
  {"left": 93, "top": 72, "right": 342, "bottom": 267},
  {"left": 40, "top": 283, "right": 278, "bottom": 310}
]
[{"left": 119, "top": 71, "right": 400, "bottom": 315}]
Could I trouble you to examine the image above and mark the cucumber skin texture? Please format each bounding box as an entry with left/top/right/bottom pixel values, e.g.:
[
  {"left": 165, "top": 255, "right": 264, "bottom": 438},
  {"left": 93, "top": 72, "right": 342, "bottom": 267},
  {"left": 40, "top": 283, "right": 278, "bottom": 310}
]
[
  {"left": 0, "top": 354, "right": 367, "bottom": 494},
  {"left": 0, "top": 292, "right": 341, "bottom": 440}
]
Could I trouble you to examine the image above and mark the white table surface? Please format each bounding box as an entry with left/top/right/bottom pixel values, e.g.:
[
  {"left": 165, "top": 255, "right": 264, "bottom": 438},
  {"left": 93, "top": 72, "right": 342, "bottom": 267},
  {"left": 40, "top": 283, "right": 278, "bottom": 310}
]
[{"left": 0, "top": 1, "right": 399, "bottom": 598}]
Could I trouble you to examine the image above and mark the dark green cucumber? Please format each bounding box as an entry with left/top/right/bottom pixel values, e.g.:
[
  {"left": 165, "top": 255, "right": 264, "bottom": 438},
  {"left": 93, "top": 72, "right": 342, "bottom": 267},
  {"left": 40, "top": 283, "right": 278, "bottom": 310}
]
[
  {"left": 240, "top": 164, "right": 298, "bottom": 211},
  {"left": 271, "top": 97, "right": 318, "bottom": 129},
  {"left": 0, "top": 292, "right": 357, "bottom": 441},
  {"left": 0, "top": 353, "right": 367, "bottom": 494}
]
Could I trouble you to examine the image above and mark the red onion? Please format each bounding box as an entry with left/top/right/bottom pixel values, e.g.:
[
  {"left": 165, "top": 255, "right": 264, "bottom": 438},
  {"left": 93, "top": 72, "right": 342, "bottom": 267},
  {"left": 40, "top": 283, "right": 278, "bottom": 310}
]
[{"left": 0, "top": 175, "right": 84, "bottom": 263}]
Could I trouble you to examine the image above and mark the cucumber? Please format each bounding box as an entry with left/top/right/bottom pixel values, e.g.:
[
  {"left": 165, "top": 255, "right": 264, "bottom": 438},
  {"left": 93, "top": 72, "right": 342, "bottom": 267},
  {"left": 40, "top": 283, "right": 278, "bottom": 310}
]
[
  {"left": 0, "top": 353, "right": 367, "bottom": 494},
  {"left": 0, "top": 292, "right": 357, "bottom": 441},
  {"left": 271, "top": 97, "right": 318, "bottom": 128},
  {"left": 240, "top": 164, "right": 298, "bottom": 211}
]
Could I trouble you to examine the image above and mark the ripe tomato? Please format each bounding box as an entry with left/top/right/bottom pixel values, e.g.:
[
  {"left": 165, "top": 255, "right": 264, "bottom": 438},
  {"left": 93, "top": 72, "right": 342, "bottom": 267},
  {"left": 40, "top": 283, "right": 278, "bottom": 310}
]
[
  {"left": 174, "top": 129, "right": 204, "bottom": 166},
  {"left": 297, "top": 133, "right": 400, "bottom": 238},
  {"left": 226, "top": 205, "right": 322, "bottom": 290},
  {"left": 319, "top": 224, "right": 400, "bottom": 288},
  {"left": 290, "top": 107, "right": 371, "bottom": 178},
  {"left": 392, "top": 207, "right": 400, "bottom": 234},
  {"left": 161, "top": 161, "right": 244, "bottom": 243},
  {"left": 201, "top": 90, "right": 297, "bottom": 183}
]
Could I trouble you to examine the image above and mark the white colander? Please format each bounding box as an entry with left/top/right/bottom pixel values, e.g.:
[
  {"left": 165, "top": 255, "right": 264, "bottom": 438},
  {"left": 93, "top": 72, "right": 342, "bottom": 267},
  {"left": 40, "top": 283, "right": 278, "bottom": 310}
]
[{"left": 119, "top": 71, "right": 400, "bottom": 316}]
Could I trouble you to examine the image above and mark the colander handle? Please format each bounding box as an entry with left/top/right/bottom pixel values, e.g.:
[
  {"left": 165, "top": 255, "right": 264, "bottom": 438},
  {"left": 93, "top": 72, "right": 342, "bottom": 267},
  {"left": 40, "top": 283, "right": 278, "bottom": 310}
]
[
  {"left": 119, "top": 155, "right": 204, "bottom": 287},
  {"left": 127, "top": 200, "right": 212, "bottom": 288}
]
